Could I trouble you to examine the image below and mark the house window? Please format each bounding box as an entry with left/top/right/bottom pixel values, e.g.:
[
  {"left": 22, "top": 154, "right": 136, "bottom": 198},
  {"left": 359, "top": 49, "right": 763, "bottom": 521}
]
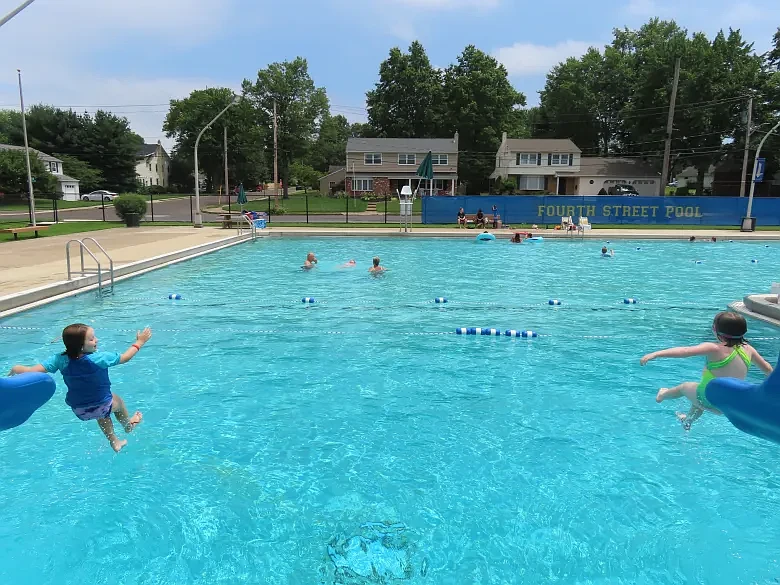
[
  {"left": 431, "top": 154, "right": 448, "bottom": 165},
  {"left": 364, "top": 153, "right": 382, "bottom": 165},
  {"left": 517, "top": 175, "right": 545, "bottom": 190},
  {"left": 156, "top": 178, "right": 159, "bottom": 185},
  {"left": 398, "top": 154, "right": 416, "bottom": 165},
  {"left": 352, "top": 178, "right": 374, "bottom": 191},
  {"left": 49, "top": 162, "right": 59, "bottom": 173},
  {"left": 155, "top": 164, "right": 158, "bottom": 172},
  {"left": 551, "top": 153, "right": 570, "bottom": 165},
  {"left": 516, "top": 153, "right": 538, "bottom": 166}
]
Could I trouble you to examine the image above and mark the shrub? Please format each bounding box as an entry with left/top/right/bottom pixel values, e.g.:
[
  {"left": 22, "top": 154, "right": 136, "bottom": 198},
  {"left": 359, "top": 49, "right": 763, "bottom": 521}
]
[
  {"left": 676, "top": 186, "right": 691, "bottom": 196},
  {"left": 148, "top": 185, "right": 167, "bottom": 195},
  {"left": 113, "top": 193, "right": 148, "bottom": 221}
]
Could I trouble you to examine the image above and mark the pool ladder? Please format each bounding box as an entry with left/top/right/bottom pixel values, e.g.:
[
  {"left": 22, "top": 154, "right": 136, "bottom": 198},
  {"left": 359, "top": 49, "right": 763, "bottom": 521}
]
[{"left": 65, "top": 237, "right": 115, "bottom": 296}]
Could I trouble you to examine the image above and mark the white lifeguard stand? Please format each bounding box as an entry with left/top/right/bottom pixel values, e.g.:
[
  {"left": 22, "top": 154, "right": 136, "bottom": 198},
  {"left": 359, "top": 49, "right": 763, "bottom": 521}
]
[{"left": 399, "top": 185, "right": 414, "bottom": 233}]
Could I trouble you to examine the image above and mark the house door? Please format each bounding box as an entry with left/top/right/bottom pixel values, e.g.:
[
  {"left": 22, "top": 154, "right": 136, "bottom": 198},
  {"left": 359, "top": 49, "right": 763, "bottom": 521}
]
[{"left": 557, "top": 177, "right": 567, "bottom": 195}]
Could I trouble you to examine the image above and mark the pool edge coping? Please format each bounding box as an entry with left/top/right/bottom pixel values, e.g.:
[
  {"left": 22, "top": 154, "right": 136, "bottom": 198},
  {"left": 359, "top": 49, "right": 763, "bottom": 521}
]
[{"left": 0, "top": 232, "right": 255, "bottom": 318}]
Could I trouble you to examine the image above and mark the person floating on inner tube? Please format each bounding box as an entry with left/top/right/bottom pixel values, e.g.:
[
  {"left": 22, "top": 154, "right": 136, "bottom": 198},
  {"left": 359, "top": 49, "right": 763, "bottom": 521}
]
[{"left": 640, "top": 312, "right": 774, "bottom": 430}]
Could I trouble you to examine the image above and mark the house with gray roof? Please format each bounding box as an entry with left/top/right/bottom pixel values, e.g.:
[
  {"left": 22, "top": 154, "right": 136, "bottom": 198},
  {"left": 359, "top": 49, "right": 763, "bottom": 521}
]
[
  {"left": 490, "top": 134, "right": 582, "bottom": 194},
  {"left": 136, "top": 141, "right": 170, "bottom": 188},
  {"left": 345, "top": 134, "right": 459, "bottom": 196},
  {"left": 0, "top": 144, "right": 81, "bottom": 200},
  {"left": 574, "top": 157, "right": 661, "bottom": 196}
]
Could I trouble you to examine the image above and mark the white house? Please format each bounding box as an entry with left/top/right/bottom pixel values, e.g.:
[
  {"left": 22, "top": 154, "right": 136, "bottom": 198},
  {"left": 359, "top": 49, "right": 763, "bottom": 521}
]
[
  {"left": 0, "top": 143, "right": 80, "bottom": 200},
  {"left": 136, "top": 141, "right": 170, "bottom": 188},
  {"left": 490, "top": 134, "right": 582, "bottom": 194},
  {"left": 574, "top": 157, "right": 661, "bottom": 196}
]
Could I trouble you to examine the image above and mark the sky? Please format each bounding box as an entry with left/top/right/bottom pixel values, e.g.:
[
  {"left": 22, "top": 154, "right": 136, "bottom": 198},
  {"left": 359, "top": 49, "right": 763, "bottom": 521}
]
[{"left": 0, "top": 0, "right": 778, "bottom": 151}]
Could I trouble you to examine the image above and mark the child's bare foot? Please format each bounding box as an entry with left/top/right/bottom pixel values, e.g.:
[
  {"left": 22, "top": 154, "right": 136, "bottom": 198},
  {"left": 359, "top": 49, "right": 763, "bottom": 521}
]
[
  {"left": 123, "top": 411, "right": 143, "bottom": 433},
  {"left": 676, "top": 412, "right": 692, "bottom": 430},
  {"left": 110, "top": 437, "right": 128, "bottom": 452},
  {"left": 656, "top": 387, "right": 674, "bottom": 403}
]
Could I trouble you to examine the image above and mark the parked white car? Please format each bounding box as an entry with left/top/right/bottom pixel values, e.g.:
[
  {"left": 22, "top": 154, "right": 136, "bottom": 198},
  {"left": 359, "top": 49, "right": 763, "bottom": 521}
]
[{"left": 82, "top": 190, "right": 117, "bottom": 201}]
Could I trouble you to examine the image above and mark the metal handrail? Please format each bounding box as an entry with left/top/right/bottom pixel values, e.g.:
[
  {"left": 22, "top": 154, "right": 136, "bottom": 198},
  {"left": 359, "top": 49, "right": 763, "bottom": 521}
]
[
  {"left": 81, "top": 237, "right": 114, "bottom": 291},
  {"left": 65, "top": 238, "right": 114, "bottom": 295}
]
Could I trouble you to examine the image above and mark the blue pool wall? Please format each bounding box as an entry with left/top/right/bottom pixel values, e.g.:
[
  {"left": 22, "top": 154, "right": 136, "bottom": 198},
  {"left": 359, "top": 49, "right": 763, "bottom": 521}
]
[{"left": 422, "top": 195, "right": 780, "bottom": 226}]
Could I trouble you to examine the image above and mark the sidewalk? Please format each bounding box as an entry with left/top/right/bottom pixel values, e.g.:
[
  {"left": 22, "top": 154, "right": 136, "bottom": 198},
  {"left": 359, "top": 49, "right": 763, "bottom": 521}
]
[{"left": 0, "top": 226, "right": 238, "bottom": 296}]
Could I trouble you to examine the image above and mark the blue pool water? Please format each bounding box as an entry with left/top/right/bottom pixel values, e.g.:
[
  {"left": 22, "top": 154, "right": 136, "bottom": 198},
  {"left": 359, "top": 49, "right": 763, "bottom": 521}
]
[{"left": 1, "top": 237, "right": 779, "bottom": 585}]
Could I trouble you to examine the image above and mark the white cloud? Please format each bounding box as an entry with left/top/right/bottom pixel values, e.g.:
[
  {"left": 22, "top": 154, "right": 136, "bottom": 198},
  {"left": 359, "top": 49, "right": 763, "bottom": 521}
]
[
  {"left": 390, "top": 0, "right": 500, "bottom": 8},
  {"left": 722, "top": 1, "right": 763, "bottom": 23},
  {"left": 0, "top": 0, "right": 239, "bottom": 150},
  {"left": 494, "top": 41, "right": 594, "bottom": 76},
  {"left": 625, "top": 0, "right": 660, "bottom": 16}
]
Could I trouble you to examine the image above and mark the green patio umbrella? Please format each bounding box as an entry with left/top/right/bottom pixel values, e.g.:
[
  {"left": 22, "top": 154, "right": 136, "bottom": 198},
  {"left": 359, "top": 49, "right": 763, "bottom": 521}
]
[
  {"left": 416, "top": 151, "right": 433, "bottom": 196},
  {"left": 236, "top": 183, "right": 247, "bottom": 211}
]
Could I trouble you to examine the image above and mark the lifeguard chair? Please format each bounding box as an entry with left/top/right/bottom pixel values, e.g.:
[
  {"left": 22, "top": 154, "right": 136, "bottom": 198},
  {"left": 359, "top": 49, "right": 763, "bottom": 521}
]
[{"left": 399, "top": 185, "right": 414, "bottom": 233}]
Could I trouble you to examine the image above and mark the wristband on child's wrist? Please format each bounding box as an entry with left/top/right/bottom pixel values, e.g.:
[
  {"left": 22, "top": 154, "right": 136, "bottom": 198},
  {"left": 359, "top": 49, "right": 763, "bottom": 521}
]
[{"left": 132, "top": 344, "right": 141, "bottom": 351}]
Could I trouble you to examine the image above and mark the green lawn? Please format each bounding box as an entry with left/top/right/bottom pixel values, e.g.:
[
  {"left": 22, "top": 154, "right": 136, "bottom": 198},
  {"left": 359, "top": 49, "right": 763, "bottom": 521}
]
[
  {"left": 0, "top": 221, "right": 123, "bottom": 242},
  {"left": 226, "top": 195, "right": 369, "bottom": 214}
]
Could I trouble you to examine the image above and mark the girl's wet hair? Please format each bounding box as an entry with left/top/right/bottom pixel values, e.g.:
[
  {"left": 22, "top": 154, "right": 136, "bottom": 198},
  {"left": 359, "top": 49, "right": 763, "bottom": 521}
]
[
  {"left": 713, "top": 312, "right": 748, "bottom": 347},
  {"left": 61, "top": 323, "right": 90, "bottom": 358}
]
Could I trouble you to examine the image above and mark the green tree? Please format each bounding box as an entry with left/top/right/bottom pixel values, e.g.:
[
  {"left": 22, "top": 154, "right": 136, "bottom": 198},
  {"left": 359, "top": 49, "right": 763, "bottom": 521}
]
[
  {"left": 5, "top": 105, "right": 142, "bottom": 191},
  {"left": 164, "top": 88, "right": 267, "bottom": 191},
  {"left": 289, "top": 161, "right": 321, "bottom": 192},
  {"left": 307, "top": 114, "right": 350, "bottom": 171},
  {"left": 55, "top": 154, "right": 104, "bottom": 193},
  {"left": 0, "top": 149, "right": 57, "bottom": 195},
  {"left": 242, "top": 57, "right": 329, "bottom": 198},
  {"left": 0, "top": 110, "right": 22, "bottom": 144},
  {"left": 366, "top": 41, "right": 445, "bottom": 138},
  {"left": 441, "top": 45, "right": 526, "bottom": 192},
  {"left": 167, "top": 151, "right": 196, "bottom": 192}
]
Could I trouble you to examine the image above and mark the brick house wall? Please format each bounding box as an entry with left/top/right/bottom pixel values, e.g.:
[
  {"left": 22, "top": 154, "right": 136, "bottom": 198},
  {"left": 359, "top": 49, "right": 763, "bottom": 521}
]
[{"left": 372, "top": 177, "right": 390, "bottom": 196}]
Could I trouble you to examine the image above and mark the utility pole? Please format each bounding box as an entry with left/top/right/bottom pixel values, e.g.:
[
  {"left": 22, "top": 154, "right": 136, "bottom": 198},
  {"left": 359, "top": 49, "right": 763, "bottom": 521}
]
[
  {"left": 739, "top": 96, "right": 753, "bottom": 198},
  {"left": 224, "top": 125, "right": 229, "bottom": 210},
  {"left": 273, "top": 100, "right": 279, "bottom": 203},
  {"left": 659, "top": 57, "right": 681, "bottom": 196}
]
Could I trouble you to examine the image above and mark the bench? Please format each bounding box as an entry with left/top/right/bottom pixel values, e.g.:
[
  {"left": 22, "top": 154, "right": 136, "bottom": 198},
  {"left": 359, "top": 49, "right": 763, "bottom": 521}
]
[
  {"left": 0, "top": 225, "right": 51, "bottom": 240},
  {"left": 219, "top": 213, "right": 247, "bottom": 229},
  {"left": 463, "top": 214, "right": 501, "bottom": 229}
]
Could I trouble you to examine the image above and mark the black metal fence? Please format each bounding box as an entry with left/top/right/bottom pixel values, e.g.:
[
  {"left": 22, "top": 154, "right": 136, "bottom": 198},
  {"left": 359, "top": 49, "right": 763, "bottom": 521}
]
[{"left": 0, "top": 193, "right": 422, "bottom": 226}]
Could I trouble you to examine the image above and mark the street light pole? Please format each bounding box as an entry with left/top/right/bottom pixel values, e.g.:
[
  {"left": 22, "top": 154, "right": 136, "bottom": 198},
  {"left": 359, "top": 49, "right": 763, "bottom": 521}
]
[
  {"left": 745, "top": 119, "right": 780, "bottom": 222},
  {"left": 193, "top": 96, "right": 240, "bottom": 227},
  {"left": 17, "top": 69, "right": 36, "bottom": 227},
  {"left": 0, "top": 0, "right": 37, "bottom": 29}
]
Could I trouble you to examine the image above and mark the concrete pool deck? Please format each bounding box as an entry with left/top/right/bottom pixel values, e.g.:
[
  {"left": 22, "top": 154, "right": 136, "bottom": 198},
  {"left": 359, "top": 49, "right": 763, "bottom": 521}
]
[{"left": 0, "top": 225, "right": 778, "bottom": 316}]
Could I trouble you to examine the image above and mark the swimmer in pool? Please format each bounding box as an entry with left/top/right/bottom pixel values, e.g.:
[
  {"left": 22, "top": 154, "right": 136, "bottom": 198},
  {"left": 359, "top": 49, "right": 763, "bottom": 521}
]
[
  {"left": 601, "top": 246, "right": 614, "bottom": 257},
  {"left": 511, "top": 233, "right": 523, "bottom": 243},
  {"left": 303, "top": 252, "right": 318, "bottom": 270},
  {"left": 640, "top": 312, "right": 773, "bottom": 429},
  {"left": 339, "top": 259, "right": 357, "bottom": 268},
  {"left": 368, "top": 256, "right": 386, "bottom": 274}
]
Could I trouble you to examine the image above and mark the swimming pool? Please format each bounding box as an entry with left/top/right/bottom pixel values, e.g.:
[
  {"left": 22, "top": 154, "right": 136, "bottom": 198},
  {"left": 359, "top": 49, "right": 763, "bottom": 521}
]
[{"left": 1, "top": 237, "right": 779, "bottom": 585}]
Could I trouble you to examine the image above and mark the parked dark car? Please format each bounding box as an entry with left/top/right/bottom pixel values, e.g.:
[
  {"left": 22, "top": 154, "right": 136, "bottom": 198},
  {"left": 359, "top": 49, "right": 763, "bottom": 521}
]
[{"left": 607, "top": 184, "right": 639, "bottom": 196}]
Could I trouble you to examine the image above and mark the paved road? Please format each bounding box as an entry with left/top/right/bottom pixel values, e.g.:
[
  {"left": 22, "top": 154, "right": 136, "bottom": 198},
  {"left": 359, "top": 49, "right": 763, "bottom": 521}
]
[{"left": 0, "top": 196, "right": 421, "bottom": 224}]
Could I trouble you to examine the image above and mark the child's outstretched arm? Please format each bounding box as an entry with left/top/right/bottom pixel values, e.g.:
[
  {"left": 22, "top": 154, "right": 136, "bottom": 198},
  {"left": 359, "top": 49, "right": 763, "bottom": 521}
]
[
  {"left": 119, "top": 327, "right": 152, "bottom": 364},
  {"left": 8, "top": 364, "right": 46, "bottom": 376},
  {"left": 640, "top": 342, "right": 719, "bottom": 365}
]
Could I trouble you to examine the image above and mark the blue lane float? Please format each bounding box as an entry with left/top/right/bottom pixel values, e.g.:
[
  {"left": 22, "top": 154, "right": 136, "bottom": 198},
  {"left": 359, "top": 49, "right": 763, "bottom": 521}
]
[
  {"left": 506, "top": 330, "right": 538, "bottom": 338},
  {"left": 434, "top": 297, "right": 448, "bottom": 304},
  {"left": 624, "top": 298, "right": 638, "bottom": 304},
  {"left": 751, "top": 259, "right": 759, "bottom": 264},
  {"left": 168, "top": 293, "right": 183, "bottom": 300},
  {"left": 705, "top": 353, "right": 780, "bottom": 444},
  {"left": 695, "top": 261, "right": 703, "bottom": 264},
  {"left": 0, "top": 372, "right": 56, "bottom": 431},
  {"left": 480, "top": 328, "right": 502, "bottom": 336},
  {"left": 475, "top": 232, "right": 495, "bottom": 242},
  {"left": 302, "top": 297, "right": 316, "bottom": 304},
  {"left": 548, "top": 299, "right": 562, "bottom": 306}
]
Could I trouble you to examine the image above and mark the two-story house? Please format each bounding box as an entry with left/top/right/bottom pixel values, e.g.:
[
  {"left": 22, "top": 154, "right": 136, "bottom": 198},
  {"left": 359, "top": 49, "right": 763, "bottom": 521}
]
[
  {"left": 345, "top": 135, "right": 459, "bottom": 196},
  {"left": 0, "top": 144, "right": 81, "bottom": 200},
  {"left": 136, "top": 141, "right": 170, "bottom": 188},
  {"left": 490, "top": 134, "right": 581, "bottom": 194}
]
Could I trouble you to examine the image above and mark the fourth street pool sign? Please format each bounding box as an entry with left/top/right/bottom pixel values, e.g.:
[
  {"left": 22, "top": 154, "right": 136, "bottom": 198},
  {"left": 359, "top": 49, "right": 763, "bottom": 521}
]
[{"left": 755, "top": 158, "right": 766, "bottom": 182}]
